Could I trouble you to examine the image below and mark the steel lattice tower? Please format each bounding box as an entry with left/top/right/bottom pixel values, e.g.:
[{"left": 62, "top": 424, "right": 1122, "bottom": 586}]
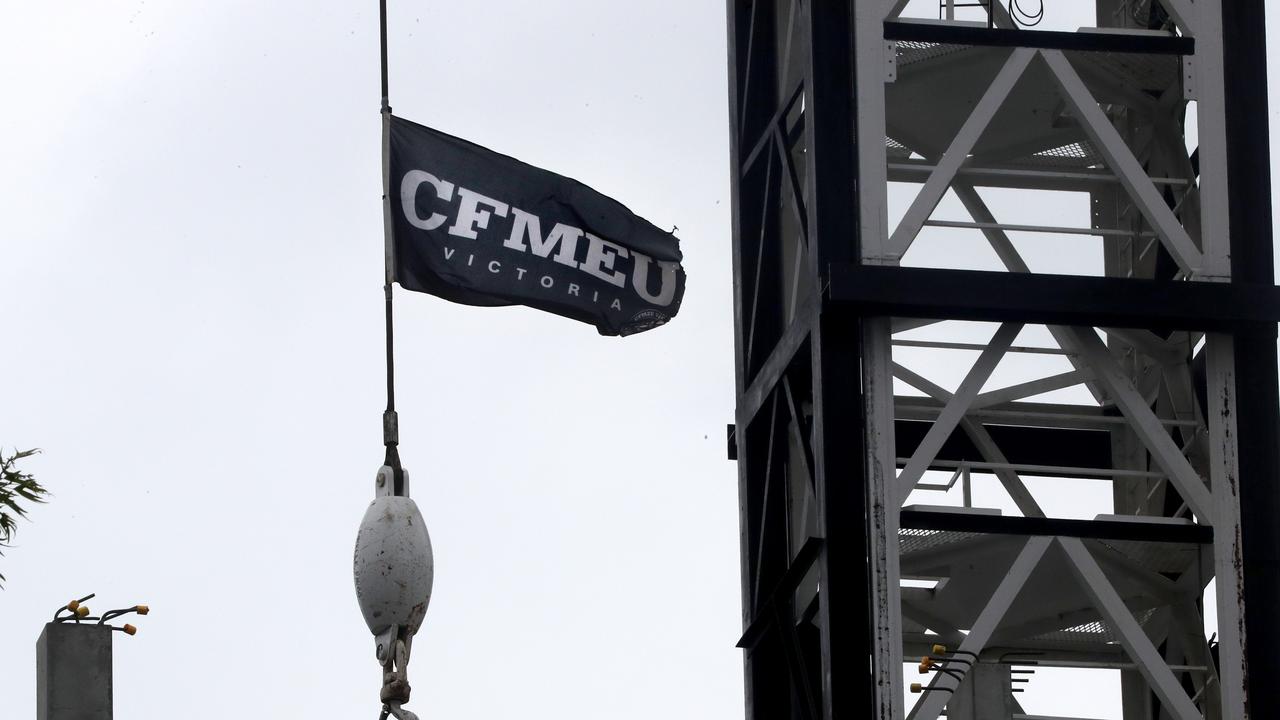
[{"left": 726, "top": 2, "right": 1280, "bottom": 718}]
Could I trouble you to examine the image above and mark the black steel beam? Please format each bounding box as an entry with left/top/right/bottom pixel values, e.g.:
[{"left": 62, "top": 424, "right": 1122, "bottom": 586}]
[
  {"left": 740, "top": 82, "right": 805, "bottom": 176},
  {"left": 804, "top": 0, "right": 875, "bottom": 716},
  {"left": 1224, "top": 1, "right": 1280, "bottom": 717},
  {"left": 826, "top": 264, "right": 1280, "bottom": 330},
  {"left": 894, "top": 419, "right": 1112, "bottom": 475},
  {"left": 739, "top": 395, "right": 793, "bottom": 720},
  {"left": 737, "top": 537, "right": 824, "bottom": 650},
  {"left": 727, "top": 1, "right": 790, "bottom": 718},
  {"left": 884, "top": 21, "right": 1194, "bottom": 55},
  {"left": 810, "top": 313, "right": 871, "bottom": 719},
  {"left": 737, "top": 293, "right": 814, "bottom": 429},
  {"left": 900, "top": 509, "right": 1213, "bottom": 544}
]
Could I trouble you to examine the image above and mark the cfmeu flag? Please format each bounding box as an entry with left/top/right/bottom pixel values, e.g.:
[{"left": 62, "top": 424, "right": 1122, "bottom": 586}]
[{"left": 388, "top": 116, "right": 685, "bottom": 336}]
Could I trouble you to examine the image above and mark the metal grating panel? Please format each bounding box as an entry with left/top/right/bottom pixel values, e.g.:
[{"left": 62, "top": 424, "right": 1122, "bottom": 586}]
[
  {"left": 887, "top": 135, "right": 914, "bottom": 160},
  {"left": 1025, "top": 607, "right": 1160, "bottom": 650},
  {"left": 895, "top": 40, "right": 969, "bottom": 68},
  {"left": 1095, "top": 537, "right": 1203, "bottom": 575},
  {"left": 1016, "top": 140, "right": 1104, "bottom": 169},
  {"left": 899, "top": 527, "right": 980, "bottom": 555}
]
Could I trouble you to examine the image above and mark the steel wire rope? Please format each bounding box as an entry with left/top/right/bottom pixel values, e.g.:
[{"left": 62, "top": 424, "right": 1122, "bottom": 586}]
[{"left": 379, "top": 0, "right": 406, "bottom": 495}]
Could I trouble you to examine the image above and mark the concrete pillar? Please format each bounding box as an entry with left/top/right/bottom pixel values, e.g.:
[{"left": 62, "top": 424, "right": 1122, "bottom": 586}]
[{"left": 36, "top": 622, "right": 112, "bottom": 720}]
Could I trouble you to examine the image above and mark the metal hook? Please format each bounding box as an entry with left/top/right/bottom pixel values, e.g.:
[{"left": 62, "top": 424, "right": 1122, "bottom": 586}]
[
  {"left": 381, "top": 701, "right": 419, "bottom": 720},
  {"left": 374, "top": 628, "right": 417, "bottom": 719}
]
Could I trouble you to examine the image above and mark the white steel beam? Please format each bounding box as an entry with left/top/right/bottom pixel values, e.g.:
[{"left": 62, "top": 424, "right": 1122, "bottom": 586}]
[
  {"left": 891, "top": 363, "right": 1045, "bottom": 516},
  {"left": 1059, "top": 537, "right": 1205, "bottom": 720},
  {"left": 1065, "top": 325, "right": 1214, "bottom": 522},
  {"left": 1169, "top": 601, "right": 1224, "bottom": 719},
  {"left": 901, "top": 598, "right": 965, "bottom": 648},
  {"left": 1040, "top": 49, "right": 1205, "bottom": 276},
  {"left": 989, "top": 0, "right": 1014, "bottom": 29},
  {"left": 893, "top": 338, "right": 1071, "bottom": 355},
  {"left": 1189, "top": 1, "right": 1232, "bottom": 279},
  {"left": 889, "top": 162, "right": 1191, "bottom": 190},
  {"left": 1101, "top": 327, "right": 1186, "bottom": 365},
  {"left": 971, "top": 370, "right": 1088, "bottom": 409},
  {"left": 883, "top": 0, "right": 911, "bottom": 21},
  {"left": 898, "top": 457, "right": 1162, "bottom": 481},
  {"left": 895, "top": 400, "right": 1199, "bottom": 432},
  {"left": 1155, "top": 0, "right": 1199, "bottom": 36},
  {"left": 863, "top": 318, "right": 905, "bottom": 720},
  {"left": 906, "top": 536, "right": 1052, "bottom": 720},
  {"left": 1205, "top": 335, "right": 1249, "bottom": 719},
  {"left": 894, "top": 322, "right": 1022, "bottom": 505},
  {"left": 856, "top": 0, "right": 892, "bottom": 263},
  {"left": 923, "top": 219, "right": 1157, "bottom": 238},
  {"left": 887, "top": 49, "right": 1036, "bottom": 260},
  {"left": 950, "top": 183, "right": 1110, "bottom": 404}
]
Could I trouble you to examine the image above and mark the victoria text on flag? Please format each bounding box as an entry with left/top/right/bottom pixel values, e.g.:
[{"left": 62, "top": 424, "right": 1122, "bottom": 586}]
[{"left": 388, "top": 116, "right": 685, "bottom": 336}]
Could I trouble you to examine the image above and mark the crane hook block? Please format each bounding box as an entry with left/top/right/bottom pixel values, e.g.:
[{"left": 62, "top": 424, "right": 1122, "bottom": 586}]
[{"left": 353, "top": 470, "right": 434, "bottom": 637}]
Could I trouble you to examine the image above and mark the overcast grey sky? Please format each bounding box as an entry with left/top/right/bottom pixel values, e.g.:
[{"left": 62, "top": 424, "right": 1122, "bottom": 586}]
[
  {"left": 2, "top": 2, "right": 737, "bottom": 718},
  {"left": 3, "top": 2, "right": 1280, "bottom": 719}
]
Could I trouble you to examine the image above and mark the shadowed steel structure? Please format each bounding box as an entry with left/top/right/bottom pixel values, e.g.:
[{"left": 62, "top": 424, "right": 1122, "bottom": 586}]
[{"left": 725, "top": 1, "right": 1280, "bottom": 718}]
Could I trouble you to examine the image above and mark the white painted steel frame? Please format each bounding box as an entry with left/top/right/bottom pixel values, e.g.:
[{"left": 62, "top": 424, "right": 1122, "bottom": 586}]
[
  {"left": 849, "top": 2, "right": 1248, "bottom": 719},
  {"left": 906, "top": 537, "right": 1052, "bottom": 720},
  {"left": 894, "top": 322, "right": 1021, "bottom": 504},
  {"left": 865, "top": 318, "right": 905, "bottom": 720},
  {"left": 885, "top": 48, "right": 1035, "bottom": 260}
]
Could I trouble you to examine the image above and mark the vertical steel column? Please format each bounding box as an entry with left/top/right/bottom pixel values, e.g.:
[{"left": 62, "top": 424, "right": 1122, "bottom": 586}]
[
  {"left": 726, "top": 1, "right": 794, "bottom": 718},
  {"left": 728, "top": 0, "right": 878, "bottom": 716},
  {"left": 1223, "top": 3, "right": 1280, "bottom": 717},
  {"left": 731, "top": 2, "right": 1278, "bottom": 719},
  {"left": 803, "top": 0, "right": 878, "bottom": 712}
]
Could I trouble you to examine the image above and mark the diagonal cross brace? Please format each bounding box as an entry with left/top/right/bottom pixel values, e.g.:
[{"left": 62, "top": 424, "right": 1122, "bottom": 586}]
[
  {"left": 970, "top": 369, "right": 1088, "bottom": 409},
  {"left": 906, "top": 536, "right": 1052, "bottom": 720},
  {"left": 883, "top": 0, "right": 912, "bottom": 22},
  {"left": 1059, "top": 537, "right": 1205, "bottom": 720},
  {"left": 949, "top": 182, "right": 1110, "bottom": 404},
  {"left": 893, "top": 363, "right": 1045, "bottom": 517},
  {"left": 895, "top": 323, "right": 1023, "bottom": 505},
  {"left": 1066, "top": 326, "right": 1214, "bottom": 522},
  {"left": 1040, "top": 49, "right": 1204, "bottom": 277},
  {"left": 887, "top": 48, "right": 1036, "bottom": 260},
  {"left": 1155, "top": 0, "right": 1199, "bottom": 36}
]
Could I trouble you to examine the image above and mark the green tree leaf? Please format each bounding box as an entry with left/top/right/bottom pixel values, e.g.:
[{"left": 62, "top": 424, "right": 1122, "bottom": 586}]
[{"left": 1, "top": 447, "right": 50, "bottom": 586}]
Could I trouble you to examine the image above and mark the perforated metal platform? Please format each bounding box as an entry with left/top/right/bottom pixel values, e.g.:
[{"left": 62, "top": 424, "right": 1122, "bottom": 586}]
[
  {"left": 886, "top": 43, "right": 1181, "bottom": 172},
  {"left": 899, "top": 515, "right": 1204, "bottom": 658}
]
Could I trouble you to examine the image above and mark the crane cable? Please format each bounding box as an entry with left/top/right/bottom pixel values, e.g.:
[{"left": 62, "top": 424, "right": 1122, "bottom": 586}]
[{"left": 1010, "top": 0, "right": 1044, "bottom": 27}]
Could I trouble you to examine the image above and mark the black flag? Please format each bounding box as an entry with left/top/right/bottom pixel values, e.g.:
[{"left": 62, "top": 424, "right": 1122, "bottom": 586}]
[{"left": 388, "top": 116, "right": 685, "bottom": 336}]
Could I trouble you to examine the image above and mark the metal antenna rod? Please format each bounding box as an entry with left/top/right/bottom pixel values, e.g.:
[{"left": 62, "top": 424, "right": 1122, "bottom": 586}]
[
  {"left": 379, "top": 0, "right": 404, "bottom": 494},
  {"left": 379, "top": 0, "right": 390, "bottom": 112}
]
